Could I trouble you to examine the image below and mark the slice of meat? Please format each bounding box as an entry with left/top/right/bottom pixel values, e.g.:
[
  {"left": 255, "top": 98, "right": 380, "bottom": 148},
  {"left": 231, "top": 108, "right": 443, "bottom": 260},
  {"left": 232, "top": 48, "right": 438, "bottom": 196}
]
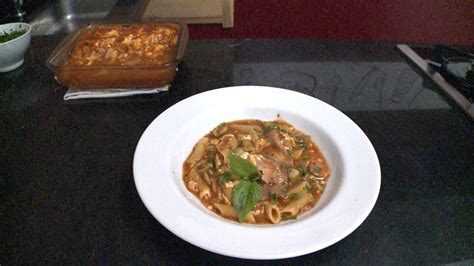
[
  {"left": 255, "top": 155, "right": 288, "bottom": 185},
  {"left": 261, "top": 183, "right": 286, "bottom": 200},
  {"left": 265, "top": 147, "right": 294, "bottom": 166},
  {"left": 267, "top": 130, "right": 286, "bottom": 152},
  {"left": 265, "top": 130, "right": 293, "bottom": 166}
]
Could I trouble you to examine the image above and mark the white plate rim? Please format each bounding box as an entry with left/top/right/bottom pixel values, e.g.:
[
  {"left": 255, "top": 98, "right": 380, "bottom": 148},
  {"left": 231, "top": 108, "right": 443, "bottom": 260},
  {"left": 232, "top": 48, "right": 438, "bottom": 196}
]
[{"left": 133, "top": 86, "right": 381, "bottom": 259}]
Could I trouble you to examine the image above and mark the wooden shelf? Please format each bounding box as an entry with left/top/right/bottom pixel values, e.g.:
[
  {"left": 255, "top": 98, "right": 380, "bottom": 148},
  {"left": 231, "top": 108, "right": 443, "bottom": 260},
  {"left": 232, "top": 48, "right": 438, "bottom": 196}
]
[{"left": 143, "top": 0, "right": 234, "bottom": 28}]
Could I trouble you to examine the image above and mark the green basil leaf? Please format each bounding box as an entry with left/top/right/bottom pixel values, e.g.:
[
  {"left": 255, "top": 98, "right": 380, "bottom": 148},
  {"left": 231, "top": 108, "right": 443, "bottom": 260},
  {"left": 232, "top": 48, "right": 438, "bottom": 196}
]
[
  {"left": 218, "top": 171, "right": 232, "bottom": 184},
  {"left": 228, "top": 153, "right": 259, "bottom": 178},
  {"left": 232, "top": 180, "right": 262, "bottom": 222}
]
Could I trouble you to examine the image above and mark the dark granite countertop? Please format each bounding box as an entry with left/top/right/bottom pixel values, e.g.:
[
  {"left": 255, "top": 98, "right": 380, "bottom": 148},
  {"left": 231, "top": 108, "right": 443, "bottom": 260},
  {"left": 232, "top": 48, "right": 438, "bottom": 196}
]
[{"left": 1, "top": 36, "right": 473, "bottom": 264}]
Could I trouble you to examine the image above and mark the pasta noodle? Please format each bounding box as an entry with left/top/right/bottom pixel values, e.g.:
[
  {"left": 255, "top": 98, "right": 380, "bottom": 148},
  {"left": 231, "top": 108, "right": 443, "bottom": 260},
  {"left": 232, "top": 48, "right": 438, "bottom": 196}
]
[
  {"left": 281, "top": 193, "right": 313, "bottom": 217},
  {"left": 191, "top": 169, "right": 211, "bottom": 199},
  {"left": 187, "top": 180, "right": 198, "bottom": 192},
  {"left": 214, "top": 203, "right": 237, "bottom": 218},
  {"left": 221, "top": 185, "right": 233, "bottom": 204},
  {"left": 214, "top": 203, "right": 256, "bottom": 223},
  {"left": 264, "top": 204, "right": 281, "bottom": 224},
  {"left": 288, "top": 181, "right": 308, "bottom": 195},
  {"left": 186, "top": 137, "right": 209, "bottom": 164}
]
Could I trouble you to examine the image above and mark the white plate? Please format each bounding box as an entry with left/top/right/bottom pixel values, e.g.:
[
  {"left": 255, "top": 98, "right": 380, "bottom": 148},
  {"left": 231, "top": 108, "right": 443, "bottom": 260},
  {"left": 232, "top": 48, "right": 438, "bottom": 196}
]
[{"left": 133, "top": 86, "right": 381, "bottom": 259}]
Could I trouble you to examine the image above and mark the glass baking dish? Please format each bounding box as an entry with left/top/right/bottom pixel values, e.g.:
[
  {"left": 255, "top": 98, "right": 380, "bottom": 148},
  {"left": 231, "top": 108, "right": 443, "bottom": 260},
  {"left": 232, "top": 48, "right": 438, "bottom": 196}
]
[{"left": 46, "top": 22, "right": 188, "bottom": 89}]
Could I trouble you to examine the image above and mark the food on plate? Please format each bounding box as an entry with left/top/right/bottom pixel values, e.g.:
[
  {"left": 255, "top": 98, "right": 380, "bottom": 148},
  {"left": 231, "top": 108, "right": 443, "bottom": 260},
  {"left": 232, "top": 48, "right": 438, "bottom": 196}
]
[
  {"left": 182, "top": 117, "right": 331, "bottom": 224},
  {"left": 51, "top": 23, "right": 185, "bottom": 88}
]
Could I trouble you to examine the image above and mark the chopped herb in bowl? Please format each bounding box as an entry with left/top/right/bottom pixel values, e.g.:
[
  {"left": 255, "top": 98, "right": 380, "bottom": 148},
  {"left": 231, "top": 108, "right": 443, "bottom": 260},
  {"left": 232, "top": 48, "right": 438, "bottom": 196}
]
[{"left": 0, "top": 28, "right": 27, "bottom": 43}]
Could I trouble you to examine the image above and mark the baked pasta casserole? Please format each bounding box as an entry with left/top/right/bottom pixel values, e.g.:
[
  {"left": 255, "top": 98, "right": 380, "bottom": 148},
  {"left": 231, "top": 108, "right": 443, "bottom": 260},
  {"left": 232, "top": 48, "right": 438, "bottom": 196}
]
[
  {"left": 68, "top": 24, "right": 179, "bottom": 66},
  {"left": 50, "top": 23, "right": 186, "bottom": 88}
]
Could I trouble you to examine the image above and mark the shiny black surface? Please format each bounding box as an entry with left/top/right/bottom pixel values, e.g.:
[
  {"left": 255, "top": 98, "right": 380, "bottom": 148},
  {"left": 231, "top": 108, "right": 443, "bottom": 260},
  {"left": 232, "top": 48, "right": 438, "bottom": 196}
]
[{"left": 2, "top": 36, "right": 473, "bottom": 264}]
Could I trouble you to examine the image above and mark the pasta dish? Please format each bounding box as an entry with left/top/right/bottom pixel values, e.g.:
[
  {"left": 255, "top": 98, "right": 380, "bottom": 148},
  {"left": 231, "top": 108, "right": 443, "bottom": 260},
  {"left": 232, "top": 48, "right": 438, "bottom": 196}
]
[
  {"left": 182, "top": 117, "right": 331, "bottom": 224},
  {"left": 49, "top": 23, "right": 185, "bottom": 88},
  {"left": 67, "top": 24, "right": 179, "bottom": 66}
]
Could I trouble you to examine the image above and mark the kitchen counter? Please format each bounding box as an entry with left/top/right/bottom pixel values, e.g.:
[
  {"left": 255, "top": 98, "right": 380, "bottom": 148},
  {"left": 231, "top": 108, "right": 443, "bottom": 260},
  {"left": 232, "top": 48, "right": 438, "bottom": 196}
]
[{"left": 1, "top": 36, "right": 473, "bottom": 264}]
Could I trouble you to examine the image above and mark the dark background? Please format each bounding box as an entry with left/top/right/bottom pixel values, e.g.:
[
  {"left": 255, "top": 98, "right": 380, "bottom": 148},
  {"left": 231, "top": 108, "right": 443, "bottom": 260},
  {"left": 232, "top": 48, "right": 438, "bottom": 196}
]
[{"left": 1, "top": 0, "right": 473, "bottom": 45}]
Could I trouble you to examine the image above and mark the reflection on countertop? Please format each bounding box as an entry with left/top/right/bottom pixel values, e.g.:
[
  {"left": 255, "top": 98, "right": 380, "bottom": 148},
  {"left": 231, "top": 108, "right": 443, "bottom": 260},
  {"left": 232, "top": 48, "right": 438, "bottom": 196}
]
[{"left": 233, "top": 62, "right": 449, "bottom": 111}]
